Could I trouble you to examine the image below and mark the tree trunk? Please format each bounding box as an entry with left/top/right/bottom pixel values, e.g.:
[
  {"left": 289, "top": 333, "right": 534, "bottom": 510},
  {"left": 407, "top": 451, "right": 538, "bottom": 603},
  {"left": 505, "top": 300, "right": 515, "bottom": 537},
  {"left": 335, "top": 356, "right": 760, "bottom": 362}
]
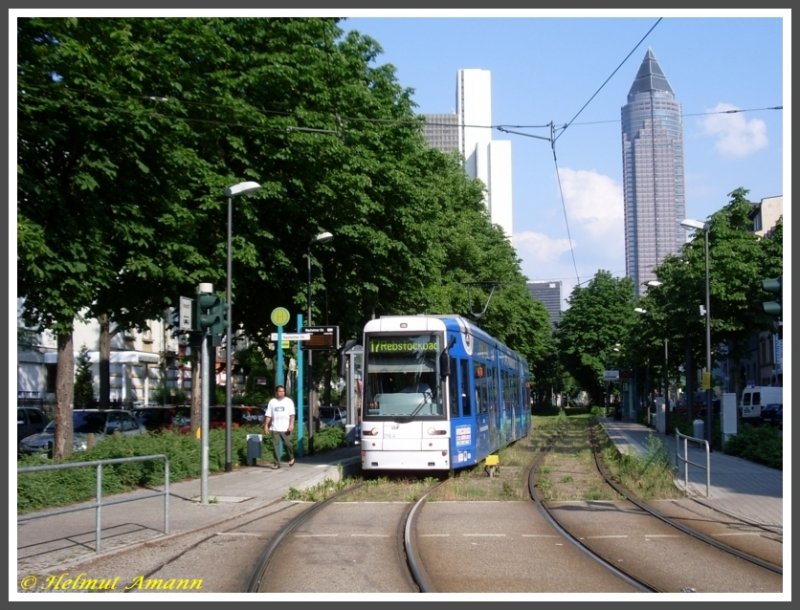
[
  {"left": 53, "top": 331, "right": 75, "bottom": 461},
  {"left": 98, "top": 313, "right": 112, "bottom": 409}
]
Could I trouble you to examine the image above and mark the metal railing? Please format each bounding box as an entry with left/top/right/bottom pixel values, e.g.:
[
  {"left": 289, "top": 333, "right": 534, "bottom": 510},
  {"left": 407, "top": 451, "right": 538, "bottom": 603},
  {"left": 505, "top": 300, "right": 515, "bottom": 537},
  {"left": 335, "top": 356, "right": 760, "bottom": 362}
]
[
  {"left": 18, "top": 454, "right": 169, "bottom": 552},
  {"left": 674, "top": 430, "right": 710, "bottom": 497}
]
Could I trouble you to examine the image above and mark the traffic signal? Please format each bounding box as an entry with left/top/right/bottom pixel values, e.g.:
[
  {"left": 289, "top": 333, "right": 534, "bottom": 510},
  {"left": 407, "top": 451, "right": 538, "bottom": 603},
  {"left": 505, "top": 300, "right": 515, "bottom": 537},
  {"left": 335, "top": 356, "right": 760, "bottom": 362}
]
[
  {"left": 762, "top": 276, "right": 782, "bottom": 317},
  {"left": 209, "top": 299, "right": 228, "bottom": 347},
  {"left": 193, "top": 293, "right": 222, "bottom": 333}
]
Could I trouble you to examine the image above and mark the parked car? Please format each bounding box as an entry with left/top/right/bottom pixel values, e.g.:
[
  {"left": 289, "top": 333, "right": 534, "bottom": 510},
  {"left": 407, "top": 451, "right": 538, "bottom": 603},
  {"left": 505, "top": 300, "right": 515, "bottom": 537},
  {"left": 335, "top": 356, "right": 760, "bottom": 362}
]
[
  {"left": 318, "top": 406, "right": 346, "bottom": 429},
  {"left": 17, "top": 406, "right": 50, "bottom": 444},
  {"left": 133, "top": 406, "right": 191, "bottom": 434},
  {"left": 18, "top": 409, "right": 146, "bottom": 455},
  {"left": 238, "top": 405, "right": 264, "bottom": 425},
  {"left": 760, "top": 403, "right": 782, "bottom": 428}
]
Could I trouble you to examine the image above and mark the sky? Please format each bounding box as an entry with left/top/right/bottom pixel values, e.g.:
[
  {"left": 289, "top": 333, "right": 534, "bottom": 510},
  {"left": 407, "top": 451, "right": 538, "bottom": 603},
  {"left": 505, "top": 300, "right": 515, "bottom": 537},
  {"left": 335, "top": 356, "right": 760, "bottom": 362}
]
[{"left": 338, "top": 10, "right": 788, "bottom": 307}]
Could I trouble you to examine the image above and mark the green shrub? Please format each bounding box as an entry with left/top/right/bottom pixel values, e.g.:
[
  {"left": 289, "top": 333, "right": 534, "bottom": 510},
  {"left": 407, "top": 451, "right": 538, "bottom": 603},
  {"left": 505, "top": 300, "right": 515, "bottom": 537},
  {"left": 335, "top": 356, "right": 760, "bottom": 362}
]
[
  {"left": 723, "top": 424, "right": 782, "bottom": 470},
  {"left": 310, "top": 426, "right": 346, "bottom": 452}
]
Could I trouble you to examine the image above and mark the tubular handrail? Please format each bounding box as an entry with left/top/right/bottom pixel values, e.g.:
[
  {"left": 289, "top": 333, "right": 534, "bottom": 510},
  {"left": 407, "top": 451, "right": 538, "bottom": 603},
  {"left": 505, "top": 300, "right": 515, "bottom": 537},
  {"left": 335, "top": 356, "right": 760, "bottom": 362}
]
[
  {"left": 17, "top": 454, "right": 170, "bottom": 552},
  {"left": 674, "top": 429, "right": 710, "bottom": 497}
]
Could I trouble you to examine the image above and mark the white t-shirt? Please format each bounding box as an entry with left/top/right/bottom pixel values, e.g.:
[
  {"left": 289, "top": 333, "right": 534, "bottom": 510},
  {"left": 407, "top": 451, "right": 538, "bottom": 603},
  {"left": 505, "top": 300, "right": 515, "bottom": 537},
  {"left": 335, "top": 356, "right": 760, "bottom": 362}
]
[{"left": 265, "top": 397, "right": 296, "bottom": 432}]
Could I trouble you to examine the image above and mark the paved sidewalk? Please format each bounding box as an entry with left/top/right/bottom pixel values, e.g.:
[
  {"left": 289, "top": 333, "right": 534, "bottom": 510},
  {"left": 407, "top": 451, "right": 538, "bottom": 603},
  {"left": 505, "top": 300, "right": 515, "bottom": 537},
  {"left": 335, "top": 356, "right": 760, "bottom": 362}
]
[{"left": 599, "top": 418, "right": 784, "bottom": 530}]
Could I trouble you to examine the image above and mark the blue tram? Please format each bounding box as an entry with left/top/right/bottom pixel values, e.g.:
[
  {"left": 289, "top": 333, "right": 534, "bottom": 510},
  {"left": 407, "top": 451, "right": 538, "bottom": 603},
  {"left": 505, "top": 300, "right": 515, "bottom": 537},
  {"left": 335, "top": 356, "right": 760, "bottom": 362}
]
[{"left": 360, "top": 314, "right": 531, "bottom": 472}]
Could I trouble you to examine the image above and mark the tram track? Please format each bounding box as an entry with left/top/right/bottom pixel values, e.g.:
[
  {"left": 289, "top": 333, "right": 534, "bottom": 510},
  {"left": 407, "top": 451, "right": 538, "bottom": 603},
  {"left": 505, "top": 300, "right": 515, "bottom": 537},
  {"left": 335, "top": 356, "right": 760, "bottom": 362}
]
[
  {"left": 586, "top": 425, "right": 783, "bottom": 575},
  {"left": 245, "top": 482, "right": 367, "bottom": 592},
  {"left": 246, "top": 477, "right": 447, "bottom": 593},
  {"left": 527, "top": 420, "right": 782, "bottom": 593},
  {"left": 526, "top": 426, "right": 656, "bottom": 592}
]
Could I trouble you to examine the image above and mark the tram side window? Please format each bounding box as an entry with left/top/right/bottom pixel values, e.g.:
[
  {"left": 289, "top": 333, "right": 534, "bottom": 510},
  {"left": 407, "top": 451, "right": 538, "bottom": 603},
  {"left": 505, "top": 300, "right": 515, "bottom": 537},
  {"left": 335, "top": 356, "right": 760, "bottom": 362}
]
[
  {"left": 503, "top": 370, "right": 514, "bottom": 415},
  {"left": 475, "top": 362, "right": 490, "bottom": 414},
  {"left": 489, "top": 366, "right": 498, "bottom": 413}
]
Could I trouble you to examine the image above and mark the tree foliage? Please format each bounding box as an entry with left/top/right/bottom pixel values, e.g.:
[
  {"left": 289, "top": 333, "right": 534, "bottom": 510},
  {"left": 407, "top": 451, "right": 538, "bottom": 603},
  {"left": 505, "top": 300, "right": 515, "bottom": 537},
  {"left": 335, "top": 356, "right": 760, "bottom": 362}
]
[
  {"left": 626, "top": 188, "right": 782, "bottom": 403},
  {"left": 556, "top": 271, "right": 637, "bottom": 405},
  {"left": 636, "top": 189, "right": 781, "bottom": 369}
]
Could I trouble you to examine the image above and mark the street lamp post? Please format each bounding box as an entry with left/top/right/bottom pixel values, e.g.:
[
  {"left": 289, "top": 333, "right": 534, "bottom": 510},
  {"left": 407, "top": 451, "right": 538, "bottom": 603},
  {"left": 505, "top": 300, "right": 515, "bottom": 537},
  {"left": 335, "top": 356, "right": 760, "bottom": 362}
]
[
  {"left": 306, "top": 231, "right": 333, "bottom": 455},
  {"left": 223, "top": 180, "right": 261, "bottom": 472},
  {"left": 633, "top": 307, "right": 650, "bottom": 423},
  {"left": 681, "top": 218, "right": 712, "bottom": 447},
  {"left": 638, "top": 279, "right": 670, "bottom": 431}
]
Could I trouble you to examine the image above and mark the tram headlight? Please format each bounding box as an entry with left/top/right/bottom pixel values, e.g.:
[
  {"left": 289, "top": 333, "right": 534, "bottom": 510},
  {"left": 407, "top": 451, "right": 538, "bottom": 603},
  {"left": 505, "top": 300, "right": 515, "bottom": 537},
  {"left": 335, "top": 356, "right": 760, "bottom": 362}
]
[
  {"left": 427, "top": 427, "right": 448, "bottom": 435},
  {"left": 362, "top": 427, "right": 380, "bottom": 436}
]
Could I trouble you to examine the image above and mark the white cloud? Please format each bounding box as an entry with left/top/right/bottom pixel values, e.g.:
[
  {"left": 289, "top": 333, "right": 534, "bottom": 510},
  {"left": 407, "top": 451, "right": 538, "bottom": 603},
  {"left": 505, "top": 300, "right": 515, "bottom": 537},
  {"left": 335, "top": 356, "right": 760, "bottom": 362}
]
[
  {"left": 513, "top": 231, "right": 574, "bottom": 267},
  {"left": 697, "top": 103, "right": 768, "bottom": 158},
  {"left": 559, "top": 168, "right": 624, "bottom": 238},
  {"left": 514, "top": 168, "right": 625, "bottom": 310}
]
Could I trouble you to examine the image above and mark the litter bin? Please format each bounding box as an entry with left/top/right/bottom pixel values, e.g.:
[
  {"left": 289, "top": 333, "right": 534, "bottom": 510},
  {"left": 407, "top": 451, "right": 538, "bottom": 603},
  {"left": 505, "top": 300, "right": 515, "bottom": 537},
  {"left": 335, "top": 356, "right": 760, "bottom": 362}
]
[
  {"left": 246, "top": 433, "right": 263, "bottom": 466},
  {"left": 692, "top": 419, "right": 704, "bottom": 439}
]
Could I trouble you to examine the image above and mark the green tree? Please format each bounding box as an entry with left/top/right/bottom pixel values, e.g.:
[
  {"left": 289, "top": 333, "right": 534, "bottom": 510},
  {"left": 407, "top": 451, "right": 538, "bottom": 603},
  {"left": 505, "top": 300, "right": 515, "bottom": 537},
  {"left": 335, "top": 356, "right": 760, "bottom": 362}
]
[
  {"left": 636, "top": 188, "right": 782, "bottom": 399},
  {"left": 556, "top": 271, "right": 637, "bottom": 406},
  {"left": 73, "top": 345, "right": 94, "bottom": 409},
  {"left": 17, "top": 18, "right": 224, "bottom": 453}
]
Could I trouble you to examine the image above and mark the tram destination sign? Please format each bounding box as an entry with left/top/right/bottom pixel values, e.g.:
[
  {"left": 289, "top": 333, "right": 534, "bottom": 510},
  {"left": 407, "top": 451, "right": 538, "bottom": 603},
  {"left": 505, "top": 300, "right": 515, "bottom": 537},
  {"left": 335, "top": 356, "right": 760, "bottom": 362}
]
[{"left": 302, "top": 325, "right": 339, "bottom": 350}]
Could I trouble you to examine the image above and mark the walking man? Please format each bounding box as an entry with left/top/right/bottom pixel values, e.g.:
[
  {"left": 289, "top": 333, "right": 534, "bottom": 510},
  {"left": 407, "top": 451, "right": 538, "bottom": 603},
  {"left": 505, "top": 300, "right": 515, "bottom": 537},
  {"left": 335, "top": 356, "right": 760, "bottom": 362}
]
[{"left": 264, "top": 385, "right": 295, "bottom": 468}]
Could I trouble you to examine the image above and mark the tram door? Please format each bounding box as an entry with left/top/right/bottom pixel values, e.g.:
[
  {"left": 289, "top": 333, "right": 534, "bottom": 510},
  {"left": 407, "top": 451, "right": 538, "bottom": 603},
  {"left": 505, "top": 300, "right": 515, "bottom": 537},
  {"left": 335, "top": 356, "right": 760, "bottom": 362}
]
[{"left": 450, "top": 358, "right": 476, "bottom": 467}]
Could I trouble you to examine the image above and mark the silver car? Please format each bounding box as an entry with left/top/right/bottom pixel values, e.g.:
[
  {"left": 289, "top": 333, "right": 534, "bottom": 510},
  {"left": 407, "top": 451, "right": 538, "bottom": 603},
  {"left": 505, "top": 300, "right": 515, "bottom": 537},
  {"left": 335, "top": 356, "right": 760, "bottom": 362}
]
[
  {"left": 18, "top": 409, "right": 146, "bottom": 455},
  {"left": 318, "top": 406, "right": 346, "bottom": 429}
]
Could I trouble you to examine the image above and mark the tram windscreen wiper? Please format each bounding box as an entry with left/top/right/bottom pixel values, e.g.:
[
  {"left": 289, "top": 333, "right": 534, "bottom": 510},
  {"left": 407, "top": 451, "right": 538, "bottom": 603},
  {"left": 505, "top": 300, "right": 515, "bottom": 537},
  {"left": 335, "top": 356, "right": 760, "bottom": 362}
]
[{"left": 410, "top": 396, "right": 430, "bottom": 417}]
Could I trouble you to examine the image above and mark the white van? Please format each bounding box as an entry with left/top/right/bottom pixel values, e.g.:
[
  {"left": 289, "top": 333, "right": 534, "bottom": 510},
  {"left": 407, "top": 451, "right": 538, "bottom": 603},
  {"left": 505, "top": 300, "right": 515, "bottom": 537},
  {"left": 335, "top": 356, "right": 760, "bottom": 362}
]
[{"left": 739, "top": 386, "right": 783, "bottom": 420}]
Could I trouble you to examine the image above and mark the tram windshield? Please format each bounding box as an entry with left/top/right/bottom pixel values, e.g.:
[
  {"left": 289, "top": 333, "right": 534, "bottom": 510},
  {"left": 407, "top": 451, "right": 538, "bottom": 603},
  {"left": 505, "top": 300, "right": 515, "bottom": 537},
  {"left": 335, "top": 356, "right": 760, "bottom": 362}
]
[{"left": 363, "top": 333, "right": 443, "bottom": 418}]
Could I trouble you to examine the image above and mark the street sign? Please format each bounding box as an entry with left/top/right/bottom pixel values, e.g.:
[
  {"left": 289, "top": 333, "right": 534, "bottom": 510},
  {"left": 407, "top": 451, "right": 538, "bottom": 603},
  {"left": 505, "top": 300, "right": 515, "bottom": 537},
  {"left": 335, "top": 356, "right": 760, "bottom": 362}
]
[
  {"left": 179, "top": 296, "right": 193, "bottom": 331},
  {"left": 270, "top": 332, "right": 310, "bottom": 341},
  {"left": 303, "top": 325, "right": 339, "bottom": 350},
  {"left": 270, "top": 307, "right": 291, "bottom": 327},
  {"left": 603, "top": 370, "right": 619, "bottom": 381}
]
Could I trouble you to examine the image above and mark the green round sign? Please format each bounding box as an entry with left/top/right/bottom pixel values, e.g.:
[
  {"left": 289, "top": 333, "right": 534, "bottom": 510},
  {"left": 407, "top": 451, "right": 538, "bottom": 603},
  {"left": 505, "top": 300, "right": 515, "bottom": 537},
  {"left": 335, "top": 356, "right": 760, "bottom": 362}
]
[{"left": 270, "top": 307, "right": 291, "bottom": 327}]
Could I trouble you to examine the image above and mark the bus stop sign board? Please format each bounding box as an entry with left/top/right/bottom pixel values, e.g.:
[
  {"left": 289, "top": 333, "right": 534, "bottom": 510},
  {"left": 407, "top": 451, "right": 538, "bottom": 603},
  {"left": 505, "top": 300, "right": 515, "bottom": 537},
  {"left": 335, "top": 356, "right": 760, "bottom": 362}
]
[
  {"left": 270, "top": 307, "right": 290, "bottom": 327},
  {"left": 303, "top": 325, "right": 339, "bottom": 350}
]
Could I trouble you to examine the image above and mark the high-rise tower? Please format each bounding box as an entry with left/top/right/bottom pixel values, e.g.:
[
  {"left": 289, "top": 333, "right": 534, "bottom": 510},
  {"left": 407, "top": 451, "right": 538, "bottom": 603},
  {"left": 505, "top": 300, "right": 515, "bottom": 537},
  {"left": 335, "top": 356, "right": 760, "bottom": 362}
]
[
  {"left": 621, "top": 49, "right": 686, "bottom": 296},
  {"left": 423, "top": 69, "right": 513, "bottom": 238}
]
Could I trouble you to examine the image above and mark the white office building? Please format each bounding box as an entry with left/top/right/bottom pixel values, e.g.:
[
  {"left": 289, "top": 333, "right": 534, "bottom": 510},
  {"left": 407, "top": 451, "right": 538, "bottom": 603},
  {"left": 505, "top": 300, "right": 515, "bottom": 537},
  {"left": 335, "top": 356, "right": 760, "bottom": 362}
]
[{"left": 423, "top": 68, "right": 513, "bottom": 239}]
